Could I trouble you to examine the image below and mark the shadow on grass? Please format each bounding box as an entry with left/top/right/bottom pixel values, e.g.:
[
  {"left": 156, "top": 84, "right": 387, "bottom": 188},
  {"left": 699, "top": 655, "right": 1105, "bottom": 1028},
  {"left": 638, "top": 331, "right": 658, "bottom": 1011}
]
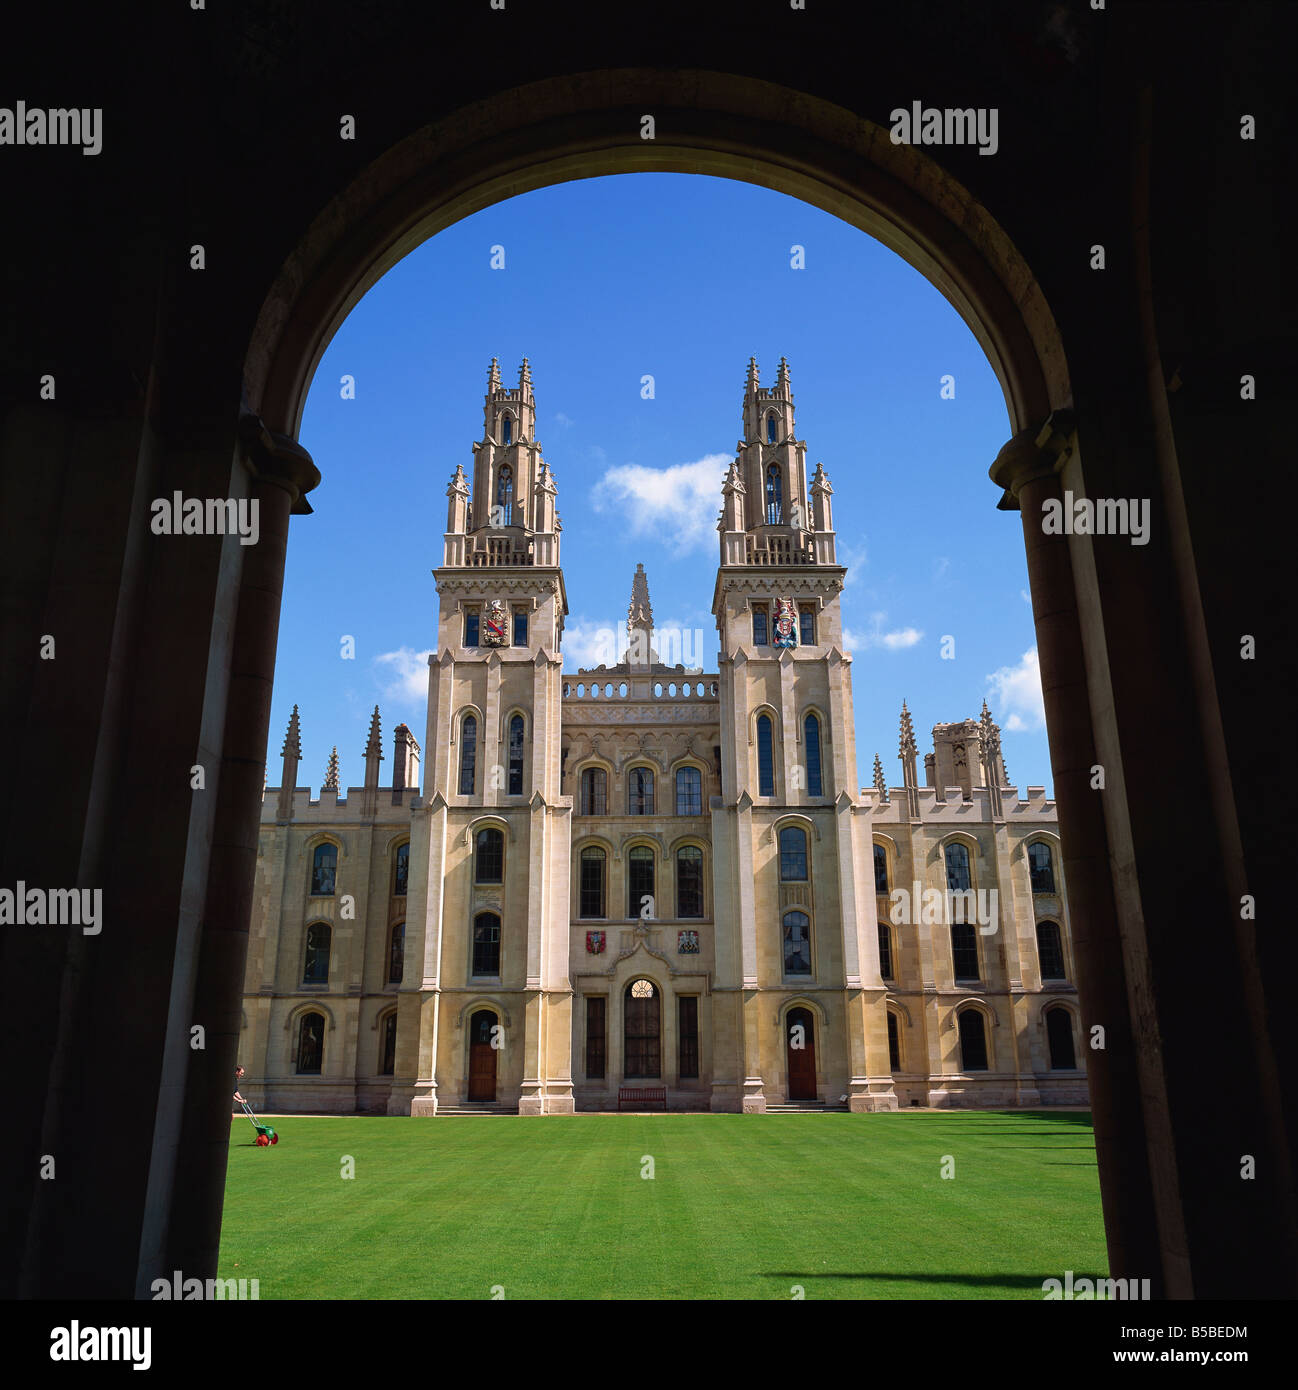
[{"left": 760, "top": 1271, "right": 1052, "bottom": 1291}]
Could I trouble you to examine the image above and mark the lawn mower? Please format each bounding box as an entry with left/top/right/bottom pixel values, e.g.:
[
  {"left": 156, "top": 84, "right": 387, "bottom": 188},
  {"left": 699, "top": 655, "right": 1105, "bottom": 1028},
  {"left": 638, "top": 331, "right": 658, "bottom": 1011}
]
[{"left": 238, "top": 1097, "right": 279, "bottom": 1146}]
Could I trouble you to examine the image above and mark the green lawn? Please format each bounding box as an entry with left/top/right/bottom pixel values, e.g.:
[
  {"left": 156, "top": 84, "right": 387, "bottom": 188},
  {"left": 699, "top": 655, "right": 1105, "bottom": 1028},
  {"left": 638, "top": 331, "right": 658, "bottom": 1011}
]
[{"left": 217, "top": 1110, "right": 1106, "bottom": 1299}]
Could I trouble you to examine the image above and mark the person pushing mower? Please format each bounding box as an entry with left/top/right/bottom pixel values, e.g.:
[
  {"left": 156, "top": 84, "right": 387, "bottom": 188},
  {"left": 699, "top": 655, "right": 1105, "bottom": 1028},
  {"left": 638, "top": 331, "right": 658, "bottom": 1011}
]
[{"left": 233, "top": 1065, "right": 278, "bottom": 1146}]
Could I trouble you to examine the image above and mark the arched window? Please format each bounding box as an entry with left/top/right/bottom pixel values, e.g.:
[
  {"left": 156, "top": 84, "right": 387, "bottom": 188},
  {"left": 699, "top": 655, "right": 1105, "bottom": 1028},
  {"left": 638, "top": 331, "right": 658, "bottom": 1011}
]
[
  {"left": 628, "top": 846, "right": 654, "bottom": 918},
  {"left": 874, "top": 844, "right": 889, "bottom": 894},
  {"left": 296, "top": 1011, "right": 324, "bottom": 1074},
  {"left": 778, "top": 825, "right": 808, "bottom": 881},
  {"left": 580, "top": 767, "right": 607, "bottom": 816},
  {"left": 765, "top": 463, "right": 782, "bottom": 523},
  {"left": 579, "top": 846, "right": 606, "bottom": 918},
  {"left": 459, "top": 714, "right": 478, "bottom": 795},
  {"left": 472, "top": 911, "right": 501, "bottom": 976},
  {"left": 799, "top": 607, "right": 816, "bottom": 645},
  {"left": 624, "top": 979, "right": 661, "bottom": 1078},
  {"left": 474, "top": 827, "right": 503, "bottom": 884},
  {"left": 496, "top": 463, "right": 513, "bottom": 524},
  {"left": 803, "top": 713, "right": 822, "bottom": 796},
  {"left": 1046, "top": 1006, "right": 1077, "bottom": 1069},
  {"left": 303, "top": 923, "right": 331, "bottom": 984},
  {"left": 508, "top": 714, "right": 525, "bottom": 795},
  {"left": 310, "top": 843, "right": 337, "bottom": 896},
  {"left": 627, "top": 766, "right": 655, "bottom": 815},
  {"left": 958, "top": 1009, "right": 988, "bottom": 1071},
  {"left": 945, "top": 842, "right": 972, "bottom": 892},
  {"left": 1036, "top": 920, "right": 1066, "bottom": 980},
  {"left": 766, "top": 412, "right": 777, "bottom": 444},
  {"left": 1028, "top": 842, "right": 1056, "bottom": 893},
  {"left": 676, "top": 846, "right": 704, "bottom": 918},
  {"left": 675, "top": 766, "right": 702, "bottom": 816},
  {"left": 878, "top": 922, "right": 894, "bottom": 979},
  {"left": 393, "top": 842, "right": 409, "bottom": 897},
  {"left": 388, "top": 921, "right": 404, "bottom": 984},
  {"left": 501, "top": 414, "right": 512, "bottom": 445},
  {"left": 951, "top": 921, "right": 979, "bottom": 980},
  {"left": 380, "top": 1012, "right": 397, "bottom": 1076},
  {"left": 783, "top": 910, "right": 811, "bottom": 975},
  {"left": 756, "top": 714, "right": 775, "bottom": 796},
  {"left": 887, "top": 1011, "right": 901, "bottom": 1072}
]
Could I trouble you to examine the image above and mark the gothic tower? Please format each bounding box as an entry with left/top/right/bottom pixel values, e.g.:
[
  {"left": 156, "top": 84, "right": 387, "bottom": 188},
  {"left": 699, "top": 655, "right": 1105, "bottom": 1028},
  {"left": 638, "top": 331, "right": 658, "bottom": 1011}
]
[
  {"left": 711, "top": 357, "right": 896, "bottom": 1112},
  {"left": 390, "top": 359, "right": 573, "bottom": 1115}
]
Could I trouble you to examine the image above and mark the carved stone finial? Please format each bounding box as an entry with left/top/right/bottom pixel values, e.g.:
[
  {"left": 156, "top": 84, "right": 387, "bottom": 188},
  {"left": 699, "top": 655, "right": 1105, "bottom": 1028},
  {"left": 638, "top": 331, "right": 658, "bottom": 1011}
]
[
  {"left": 281, "top": 705, "right": 301, "bottom": 760},
  {"left": 323, "top": 746, "right": 340, "bottom": 792}
]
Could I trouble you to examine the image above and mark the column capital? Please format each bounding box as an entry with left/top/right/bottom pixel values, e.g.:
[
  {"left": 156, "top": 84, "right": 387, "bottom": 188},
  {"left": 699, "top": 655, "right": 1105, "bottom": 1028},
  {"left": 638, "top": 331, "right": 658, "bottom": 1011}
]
[
  {"left": 989, "top": 409, "right": 1076, "bottom": 510},
  {"left": 238, "top": 413, "right": 321, "bottom": 514}
]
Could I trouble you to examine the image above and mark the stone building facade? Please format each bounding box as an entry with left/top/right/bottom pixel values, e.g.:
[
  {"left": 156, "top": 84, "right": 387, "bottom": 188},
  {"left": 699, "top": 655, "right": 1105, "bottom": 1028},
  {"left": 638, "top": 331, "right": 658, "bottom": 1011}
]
[{"left": 242, "top": 360, "right": 1086, "bottom": 1114}]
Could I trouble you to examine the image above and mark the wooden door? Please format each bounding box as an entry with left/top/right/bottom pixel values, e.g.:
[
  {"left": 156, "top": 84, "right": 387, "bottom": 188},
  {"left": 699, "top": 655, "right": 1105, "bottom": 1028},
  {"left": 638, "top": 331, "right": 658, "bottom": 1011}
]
[
  {"left": 786, "top": 1007, "right": 817, "bottom": 1100},
  {"left": 468, "top": 1009, "right": 497, "bottom": 1101}
]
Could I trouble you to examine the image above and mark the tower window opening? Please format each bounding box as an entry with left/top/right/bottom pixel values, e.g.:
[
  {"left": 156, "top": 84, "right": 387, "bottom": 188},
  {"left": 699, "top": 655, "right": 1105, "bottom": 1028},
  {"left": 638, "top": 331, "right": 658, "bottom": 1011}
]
[
  {"left": 496, "top": 463, "right": 513, "bottom": 525},
  {"left": 765, "top": 463, "right": 783, "bottom": 524}
]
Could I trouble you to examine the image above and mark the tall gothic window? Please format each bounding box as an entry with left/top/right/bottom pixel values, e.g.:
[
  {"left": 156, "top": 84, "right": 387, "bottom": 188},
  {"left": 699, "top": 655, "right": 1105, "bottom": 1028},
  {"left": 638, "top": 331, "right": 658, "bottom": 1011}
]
[
  {"left": 512, "top": 610, "right": 528, "bottom": 646},
  {"left": 310, "top": 843, "right": 337, "bottom": 896},
  {"left": 945, "top": 842, "right": 972, "bottom": 892},
  {"left": 887, "top": 1012, "right": 901, "bottom": 1072},
  {"left": 1028, "top": 842, "right": 1056, "bottom": 893},
  {"left": 675, "top": 766, "right": 702, "bottom": 816},
  {"left": 463, "top": 611, "right": 480, "bottom": 647},
  {"left": 766, "top": 412, "right": 777, "bottom": 443},
  {"left": 874, "top": 843, "right": 889, "bottom": 894},
  {"left": 459, "top": 715, "right": 477, "bottom": 795},
  {"left": 803, "top": 713, "right": 822, "bottom": 796},
  {"left": 388, "top": 922, "right": 405, "bottom": 984},
  {"left": 752, "top": 607, "right": 769, "bottom": 646},
  {"left": 678, "top": 996, "right": 700, "bottom": 1079},
  {"left": 501, "top": 414, "right": 512, "bottom": 445},
  {"left": 628, "top": 846, "right": 654, "bottom": 918},
  {"left": 1036, "top": 920, "right": 1066, "bottom": 980},
  {"left": 756, "top": 714, "right": 775, "bottom": 796},
  {"left": 627, "top": 767, "right": 655, "bottom": 815},
  {"left": 783, "top": 910, "right": 811, "bottom": 975},
  {"left": 779, "top": 826, "right": 808, "bottom": 881},
  {"left": 585, "top": 996, "right": 606, "bottom": 1079},
  {"left": 472, "top": 911, "right": 501, "bottom": 976},
  {"left": 579, "top": 846, "right": 606, "bottom": 918},
  {"left": 580, "top": 767, "right": 607, "bottom": 816},
  {"left": 508, "top": 714, "right": 525, "bottom": 795},
  {"left": 676, "top": 846, "right": 704, "bottom": 918},
  {"left": 951, "top": 922, "right": 980, "bottom": 980},
  {"left": 496, "top": 463, "right": 513, "bottom": 524},
  {"left": 296, "top": 1012, "right": 324, "bottom": 1075},
  {"left": 303, "top": 922, "right": 331, "bottom": 984},
  {"left": 878, "top": 922, "right": 894, "bottom": 979},
  {"left": 959, "top": 1009, "right": 989, "bottom": 1071},
  {"left": 765, "top": 463, "right": 783, "bottom": 524},
  {"left": 380, "top": 1012, "right": 397, "bottom": 1075},
  {"left": 474, "top": 827, "right": 503, "bottom": 884},
  {"left": 393, "top": 842, "right": 409, "bottom": 897},
  {"left": 1047, "top": 1006, "right": 1077, "bottom": 1069},
  {"left": 799, "top": 606, "right": 816, "bottom": 645}
]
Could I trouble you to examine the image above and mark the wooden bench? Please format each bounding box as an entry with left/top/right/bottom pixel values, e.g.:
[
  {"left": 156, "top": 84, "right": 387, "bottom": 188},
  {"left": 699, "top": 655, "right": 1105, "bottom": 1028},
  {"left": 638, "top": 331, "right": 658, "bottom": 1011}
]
[{"left": 618, "top": 1086, "right": 667, "bottom": 1111}]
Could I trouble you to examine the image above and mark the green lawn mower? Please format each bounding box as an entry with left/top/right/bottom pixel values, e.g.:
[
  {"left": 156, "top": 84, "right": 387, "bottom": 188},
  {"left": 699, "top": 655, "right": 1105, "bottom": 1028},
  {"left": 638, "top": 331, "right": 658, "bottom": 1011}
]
[{"left": 238, "top": 1097, "right": 279, "bottom": 1146}]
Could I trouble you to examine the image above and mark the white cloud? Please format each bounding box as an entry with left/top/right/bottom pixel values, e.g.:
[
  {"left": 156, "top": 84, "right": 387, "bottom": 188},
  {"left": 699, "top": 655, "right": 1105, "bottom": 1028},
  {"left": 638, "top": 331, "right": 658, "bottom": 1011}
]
[
  {"left": 554, "top": 412, "right": 574, "bottom": 428},
  {"left": 561, "top": 619, "right": 621, "bottom": 670},
  {"left": 591, "top": 453, "right": 731, "bottom": 556},
  {"left": 1020, "top": 588, "right": 1031, "bottom": 605},
  {"left": 933, "top": 556, "right": 951, "bottom": 583},
  {"left": 838, "top": 539, "right": 868, "bottom": 584},
  {"left": 373, "top": 647, "right": 434, "bottom": 702},
  {"left": 987, "top": 647, "right": 1046, "bottom": 731},
  {"left": 843, "top": 611, "right": 924, "bottom": 651}
]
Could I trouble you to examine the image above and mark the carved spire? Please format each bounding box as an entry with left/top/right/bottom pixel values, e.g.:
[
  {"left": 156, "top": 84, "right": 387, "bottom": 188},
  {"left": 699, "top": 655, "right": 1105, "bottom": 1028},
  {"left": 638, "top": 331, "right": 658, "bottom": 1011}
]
[
  {"left": 745, "top": 356, "right": 759, "bottom": 391},
  {"left": 518, "top": 356, "right": 532, "bottom": 399},
  {"left": 323, "top": 746, "right": 339, "bottom": 792},
  {"left": 281, "top": 704, "right": 301, "bottom": 759},
  {"left": 873, "top": 752, "right": 888, "bottom": 803},
  {"left": 626, "top": 563, "right": 656, "bottom": 669},
  {"left": 487, "top": 356, "right": 501, "bottom": 392},
  {"left": 899, "top": 699, "right": 917, "bottom": 758},
  {"left": 776, "top": 355, "right": 791, "bottom": 393}
]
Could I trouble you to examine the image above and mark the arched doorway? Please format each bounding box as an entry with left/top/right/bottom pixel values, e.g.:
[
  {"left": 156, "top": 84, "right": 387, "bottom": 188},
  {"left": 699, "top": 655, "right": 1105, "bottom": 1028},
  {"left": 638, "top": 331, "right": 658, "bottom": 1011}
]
[
  {"left": 786, "top": 1006, "right": 817, "bottom": 1101},
  {"left": 467, "top": 1009, "right": 498, "bottom": 1101},
  {"left": 624, "top": 980, "right": 661, "bottom": 1079}
]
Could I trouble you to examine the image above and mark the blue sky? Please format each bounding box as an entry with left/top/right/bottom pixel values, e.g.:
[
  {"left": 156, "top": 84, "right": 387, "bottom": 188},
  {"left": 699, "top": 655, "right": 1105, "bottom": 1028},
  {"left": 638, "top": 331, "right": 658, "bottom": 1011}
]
[{"left": 272, "top": 173, "right": 1050, "bottom": 798}]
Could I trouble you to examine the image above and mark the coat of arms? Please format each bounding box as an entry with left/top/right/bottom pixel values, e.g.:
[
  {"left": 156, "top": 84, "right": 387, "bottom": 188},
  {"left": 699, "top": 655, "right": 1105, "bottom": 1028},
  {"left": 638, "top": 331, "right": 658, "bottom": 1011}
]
[
  {"left": 773, "top": 597, "right": 799, "bottom": 648},
  {"left": 482, "top": 599, "right": 509, "bottom": 646},
  {"left": 586, "top": 931, "right": 606, "bottom": 954},
  {"left": 678, "top": 930, "right": 700, "bottom": 955}
]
